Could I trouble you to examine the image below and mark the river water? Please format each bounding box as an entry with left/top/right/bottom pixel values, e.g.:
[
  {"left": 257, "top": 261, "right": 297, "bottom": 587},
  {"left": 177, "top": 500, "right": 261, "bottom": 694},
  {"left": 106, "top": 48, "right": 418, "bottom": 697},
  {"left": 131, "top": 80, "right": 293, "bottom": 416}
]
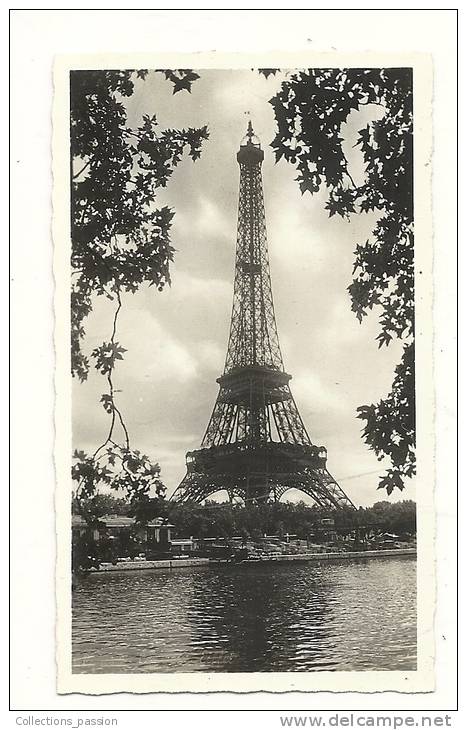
[{"left": 72, "top": 556, "right": 416, "bottom": 673}]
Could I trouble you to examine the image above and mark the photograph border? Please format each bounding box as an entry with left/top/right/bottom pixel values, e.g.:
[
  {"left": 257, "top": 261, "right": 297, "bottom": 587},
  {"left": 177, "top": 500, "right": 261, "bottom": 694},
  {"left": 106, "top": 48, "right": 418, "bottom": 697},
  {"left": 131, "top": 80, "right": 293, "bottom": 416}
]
[{"left": 54, "top": 49, "right": 434, "bottom": 696}]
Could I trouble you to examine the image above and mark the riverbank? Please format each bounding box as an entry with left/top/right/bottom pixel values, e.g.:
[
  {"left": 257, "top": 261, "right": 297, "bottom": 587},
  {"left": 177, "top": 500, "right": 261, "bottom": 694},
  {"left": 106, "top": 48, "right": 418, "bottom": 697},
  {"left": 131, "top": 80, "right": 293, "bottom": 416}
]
[{"left": 84, "top": 548, "right": 416, "bottom": 574}]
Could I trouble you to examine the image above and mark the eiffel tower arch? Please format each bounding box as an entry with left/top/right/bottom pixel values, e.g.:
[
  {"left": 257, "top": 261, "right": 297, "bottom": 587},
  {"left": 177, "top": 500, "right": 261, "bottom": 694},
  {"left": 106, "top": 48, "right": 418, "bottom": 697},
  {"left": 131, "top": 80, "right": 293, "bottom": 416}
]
[{"left": 171, "top": 123, "right": 355, "bottom": 509}]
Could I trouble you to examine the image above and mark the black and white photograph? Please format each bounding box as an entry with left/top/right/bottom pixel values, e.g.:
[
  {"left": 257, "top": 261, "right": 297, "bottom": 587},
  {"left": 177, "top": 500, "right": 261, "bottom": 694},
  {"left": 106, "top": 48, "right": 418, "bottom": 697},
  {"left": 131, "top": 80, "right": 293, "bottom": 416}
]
[{"left": 53, "top": 51, "right": 435, "bottom": 694}]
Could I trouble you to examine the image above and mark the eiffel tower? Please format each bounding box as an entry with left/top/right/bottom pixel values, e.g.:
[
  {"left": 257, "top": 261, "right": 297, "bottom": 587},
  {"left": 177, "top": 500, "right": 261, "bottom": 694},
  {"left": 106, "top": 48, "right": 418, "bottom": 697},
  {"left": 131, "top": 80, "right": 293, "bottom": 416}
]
[{"left": 171, "top": 123, "right": 355, "bottom": 509}]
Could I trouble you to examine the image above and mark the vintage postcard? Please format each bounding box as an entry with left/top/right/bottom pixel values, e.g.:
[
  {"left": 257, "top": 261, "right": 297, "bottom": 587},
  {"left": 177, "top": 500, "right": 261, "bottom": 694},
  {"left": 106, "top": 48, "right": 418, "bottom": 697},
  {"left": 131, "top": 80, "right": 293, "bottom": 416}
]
[{"left": 54, "top": 51, "right": 434, "bottom": 694}]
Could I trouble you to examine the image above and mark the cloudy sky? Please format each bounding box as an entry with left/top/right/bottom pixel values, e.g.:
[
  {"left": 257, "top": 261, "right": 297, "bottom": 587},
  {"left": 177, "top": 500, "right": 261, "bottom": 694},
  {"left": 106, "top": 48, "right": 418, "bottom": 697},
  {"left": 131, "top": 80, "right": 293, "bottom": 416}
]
[{"left": 72, "top": 69, "right": 410, "bottom": 507}]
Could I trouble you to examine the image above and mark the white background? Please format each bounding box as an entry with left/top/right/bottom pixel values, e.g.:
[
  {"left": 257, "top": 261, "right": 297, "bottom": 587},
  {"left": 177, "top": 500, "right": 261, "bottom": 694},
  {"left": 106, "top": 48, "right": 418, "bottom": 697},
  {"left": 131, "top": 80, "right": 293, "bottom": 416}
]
[{"left": 8, "top": 4, "right": 459, "bottom": 722}]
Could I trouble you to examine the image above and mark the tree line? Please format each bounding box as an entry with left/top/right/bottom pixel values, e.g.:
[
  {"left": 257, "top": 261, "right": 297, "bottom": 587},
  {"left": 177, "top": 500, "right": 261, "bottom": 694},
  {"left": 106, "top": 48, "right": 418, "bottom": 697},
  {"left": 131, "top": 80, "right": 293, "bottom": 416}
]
[{"left": 72, "top": 493, "right": 416, "bottom": 540}]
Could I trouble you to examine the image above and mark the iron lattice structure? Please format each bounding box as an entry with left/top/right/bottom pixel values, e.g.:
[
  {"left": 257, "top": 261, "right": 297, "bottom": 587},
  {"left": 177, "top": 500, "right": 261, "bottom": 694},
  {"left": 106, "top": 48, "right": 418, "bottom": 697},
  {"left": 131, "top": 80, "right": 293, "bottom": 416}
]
[{"left": 171, "top": 123, "right": 355, "bottom": 508}]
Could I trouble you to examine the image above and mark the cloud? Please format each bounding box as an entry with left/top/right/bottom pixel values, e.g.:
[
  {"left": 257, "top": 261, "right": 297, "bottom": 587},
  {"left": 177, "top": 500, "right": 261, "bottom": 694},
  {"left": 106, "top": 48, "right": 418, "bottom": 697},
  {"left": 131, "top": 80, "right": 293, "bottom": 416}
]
[
  {"left": 119, "top": 307, "right": 198, "bottom": 384},
  {"left": 175, "top": 194, "right": 233, "bottom": 241},
  {"left": 168, "top": 267, "right": 231, "bottom": 304},
  {"left": 197, "top": 339, "right": 225, "bottom": 373},
  {"left": 292, "top": 368, "right": 348, "bottom": 418},
  {"left": 197, "top": 196, "right": 231, "bottom": 238}
]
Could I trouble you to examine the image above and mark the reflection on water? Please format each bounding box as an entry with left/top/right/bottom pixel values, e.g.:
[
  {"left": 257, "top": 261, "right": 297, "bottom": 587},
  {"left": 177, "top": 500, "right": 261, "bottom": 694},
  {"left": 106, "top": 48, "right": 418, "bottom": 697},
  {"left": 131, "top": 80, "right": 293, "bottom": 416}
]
[{"left": 72, "top": 557, "right": 416, "bottom": 673}]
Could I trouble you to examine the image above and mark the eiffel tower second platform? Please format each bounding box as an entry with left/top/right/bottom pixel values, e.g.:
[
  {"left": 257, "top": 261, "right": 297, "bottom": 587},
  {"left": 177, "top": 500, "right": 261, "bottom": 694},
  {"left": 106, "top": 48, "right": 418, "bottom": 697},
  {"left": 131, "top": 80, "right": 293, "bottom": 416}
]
[{"left": 171, "top": 123, "right": 355, "bottom": 509}]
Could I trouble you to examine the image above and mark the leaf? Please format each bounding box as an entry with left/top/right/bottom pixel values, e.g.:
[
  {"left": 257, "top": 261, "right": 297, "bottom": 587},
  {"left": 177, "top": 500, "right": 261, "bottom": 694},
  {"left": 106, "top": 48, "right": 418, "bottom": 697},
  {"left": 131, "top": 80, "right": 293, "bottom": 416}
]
[
  {"left": 376, "top": 330, "right": 393, "bottom": 348},
  {"left": 70, "top": 69, "right": 207, "bottom": 381},
  {"left": 100, "top": 393, "right": 114, "bottom": 414},
  {"left": 258, "top": 68, "right": 279, "bottom": 79}
]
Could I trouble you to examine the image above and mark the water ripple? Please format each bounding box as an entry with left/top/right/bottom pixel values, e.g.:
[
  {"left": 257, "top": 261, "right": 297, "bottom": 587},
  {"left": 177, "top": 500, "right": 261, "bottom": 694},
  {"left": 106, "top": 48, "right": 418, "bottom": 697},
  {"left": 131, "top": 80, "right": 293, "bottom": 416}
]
[{"left": 72, "top": 556, "right": 416, "bottom": 673}]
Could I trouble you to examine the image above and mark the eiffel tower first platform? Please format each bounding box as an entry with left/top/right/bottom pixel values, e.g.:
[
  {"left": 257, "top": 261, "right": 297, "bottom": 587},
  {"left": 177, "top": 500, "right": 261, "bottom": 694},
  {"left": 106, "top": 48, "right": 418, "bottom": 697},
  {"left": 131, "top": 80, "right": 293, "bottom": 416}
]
[{"left": 171, "top": 123, "right": 355, "bottom": 509}]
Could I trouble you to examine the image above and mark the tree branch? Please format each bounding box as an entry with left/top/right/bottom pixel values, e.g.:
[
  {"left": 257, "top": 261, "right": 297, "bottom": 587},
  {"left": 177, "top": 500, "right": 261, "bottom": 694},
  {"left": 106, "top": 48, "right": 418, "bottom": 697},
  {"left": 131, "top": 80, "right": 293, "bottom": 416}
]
[{"left": 73, "top": 159, "right": 91, "bottom": 180}]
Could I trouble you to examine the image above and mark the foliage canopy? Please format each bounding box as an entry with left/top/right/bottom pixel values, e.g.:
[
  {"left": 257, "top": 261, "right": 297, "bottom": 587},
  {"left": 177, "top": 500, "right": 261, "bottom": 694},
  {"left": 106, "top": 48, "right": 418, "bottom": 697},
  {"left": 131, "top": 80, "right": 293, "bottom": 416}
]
[
  {"left": 70, "top": 69, "right": 208, "bottom": 520},
  {"left": 263, "top": 67, "right": 415, "bottom": 494}
]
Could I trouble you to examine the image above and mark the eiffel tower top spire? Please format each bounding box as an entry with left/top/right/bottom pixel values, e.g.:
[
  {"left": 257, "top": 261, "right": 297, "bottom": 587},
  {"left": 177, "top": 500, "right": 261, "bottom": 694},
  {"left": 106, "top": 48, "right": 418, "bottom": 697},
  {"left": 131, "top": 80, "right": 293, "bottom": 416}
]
[
  {"left": 237, "top": 120, "right": 264, "bottom": 165},
  {"left": 242, "top": 120, "right": 260, "bottom": 146}
]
